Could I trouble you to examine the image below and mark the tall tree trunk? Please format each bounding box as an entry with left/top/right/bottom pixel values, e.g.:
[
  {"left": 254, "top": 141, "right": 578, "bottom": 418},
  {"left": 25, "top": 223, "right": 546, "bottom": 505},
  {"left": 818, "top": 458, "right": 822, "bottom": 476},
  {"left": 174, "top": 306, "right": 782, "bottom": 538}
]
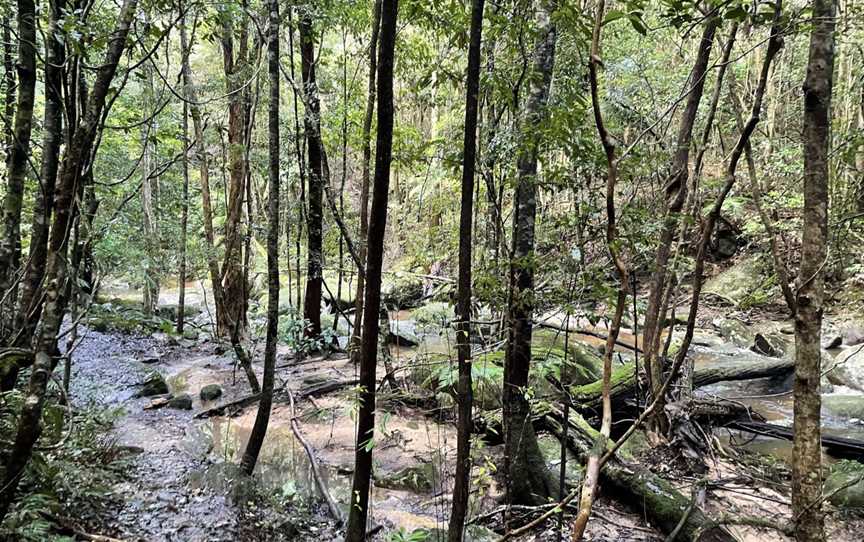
[
  {"left": 14, "top": 0, "right": 66, "bottom": 348},
  {"left": 2, "top": 15, "right": 13, "bottom": 167},
  {"left": 640, "top": 17, "right": 719, "bottom": 432},
  {"left": 141, "top": 95, "right": 160, "bottom": 316},
  {"left": 503, "top": 0, "right": 558, "bottom": 507},
  {"left": 350, "top": 0, "right": 381, "bottom": 362},
  {"left": 794, "top": 0, "right": 835, "bottom": 539},
  {"left": 0, "top": 0, "right": 37, "bottom": 334},
  {"left": 241, "top": 0, "right": 279, "bottom": 475},
  {"left": 177, "top": 95, "right": 189, "bottom": 334},
  {"left": 220, "top": 6, "right": 250, "bottom": 339},
  {"left": 343, "top": 0, "right": 398, "bottom": 538},
  {"left": 0, "top": 0, "right": 139, "bottom": 520},
  {"left": 448, "top": 0, "right": 484, "bottom": 539},
  {"left": 300, "top": 10, "right": 324, "bottom": 338},
  {"left": 179, "top": 10, "right": 226, "bottom": 337}
]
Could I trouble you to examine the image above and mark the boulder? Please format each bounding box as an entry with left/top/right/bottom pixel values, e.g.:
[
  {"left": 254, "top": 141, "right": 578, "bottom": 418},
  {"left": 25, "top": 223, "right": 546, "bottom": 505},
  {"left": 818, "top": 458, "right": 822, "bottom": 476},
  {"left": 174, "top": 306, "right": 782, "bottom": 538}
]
[
  {"left": 703, "top": 256, "right": 766, "bottom": 307},
  {"left": 423, "top": 525, "right": 498, "bottom": 542},
  {"left": 712, "top": 317, "right": 754, "bottom": 349},
  {"left": 382, "top": 277, "right": 425, "bottom": 309},
  {"left": 825, "top": 460, "right": 864, "bottom": 510},
  {"left": 822, "top": 395, "right": 864, "bottom": 420},
  {"left": 844, "top": 325, "right": 864, "bottom": 347},
  {"left": 825, "top": 347, "right": 864, "bottom": 391},
  {"left": 183, "top": 328, "right": 199, "bottom": 341},
  {"left": 751, "top": 333, "right": 780, "bottom": 357},
  {"left": 375, "top": 462, "right": 436, "bottom": 492},
  {"left": 199, "top": 384, "right": 223, "bottom": 401},
  {"left": 168, "top": 393, "right": 193, "bottom": 410},
  {"left": 138, "top": 372, "right": 169, "bottom": 397}
]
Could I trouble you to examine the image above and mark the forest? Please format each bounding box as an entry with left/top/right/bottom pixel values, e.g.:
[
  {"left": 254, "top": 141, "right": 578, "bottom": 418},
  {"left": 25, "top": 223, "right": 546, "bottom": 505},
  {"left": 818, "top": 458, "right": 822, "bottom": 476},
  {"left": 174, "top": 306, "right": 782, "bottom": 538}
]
[{"left": 0, "top": 0, "right": 863, "bottom": 540}]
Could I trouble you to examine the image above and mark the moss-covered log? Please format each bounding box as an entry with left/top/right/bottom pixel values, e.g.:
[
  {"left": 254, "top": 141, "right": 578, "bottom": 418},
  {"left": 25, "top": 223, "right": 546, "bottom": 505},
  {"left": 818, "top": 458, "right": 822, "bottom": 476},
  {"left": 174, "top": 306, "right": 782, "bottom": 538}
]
[
  {"left": 571, "top": 353, "right": 793, "bottom": 414},
  {"left": 0, "top": 348, "right": 35, "bottom": 390},
  {"left": 543, "top": 407, "right": 735, "bottom": 542}
]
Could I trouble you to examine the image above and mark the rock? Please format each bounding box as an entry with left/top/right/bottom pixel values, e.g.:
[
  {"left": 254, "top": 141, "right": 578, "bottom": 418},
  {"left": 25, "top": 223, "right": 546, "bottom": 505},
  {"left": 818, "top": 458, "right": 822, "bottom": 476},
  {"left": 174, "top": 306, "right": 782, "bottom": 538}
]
[
  {"left": 844, "top": 325, "right": 864, "bottom": 347},
  {"left": 712, "top": 317, "right": 754, "bottom": 348},
  {"left": 822, "top": 395, "right": 864, "bottom": 419},
  {"left": 375, "top": 462, "right": 436, "bottom": 492},
  {"left": 183, "top": 328, "right": 199, "bottom": 341},
  {"left": 382, "top": 277, "right": 425, "bottom": 310},
  {"left": 703, "top": 256, "right": 766, "bottom": 307},
  {"left": 823, "top": 334, "right": 843, "bottom": 349},
  {"left": 386, "top": 328, "right": 420, "bottom": 347},
  {"left": 138, "top": 372, "right": 169, "bottom": 397},
  {"left": 200, "top": 384, "right": 223, "bottom": 401},
  {"left": 141, "top": 354, "right": 160, "bottom": 364},
  {"left": 168, "top": 393, "right": 193, "bottom": 410},
  {"left": 825, "top": 347, "right": 864, "bottom": 391},
  {"left": 751, "top": 333, "right": 779, "bottom": 357},
  {"left": 825, "top": 460, "right": 864, "bottom": 509},
  {"left": 538, "top": 433, "right": 582, "bottom": 486}
]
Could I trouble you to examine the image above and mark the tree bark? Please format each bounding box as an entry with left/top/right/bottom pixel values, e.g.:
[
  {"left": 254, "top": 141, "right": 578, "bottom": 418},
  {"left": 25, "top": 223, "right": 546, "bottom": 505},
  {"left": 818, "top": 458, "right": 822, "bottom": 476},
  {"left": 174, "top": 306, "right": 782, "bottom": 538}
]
[
  {"left": 177, "top": 93, "right": 189, "bottom": 334},
  {"left": 448, "top": 0, "right": 484, "bottom": 539},
  {"left": 343, "top": 0, "right": 398, "bottom": 538},
  {"left": 220, "top": 5, "right": 250, "bottom": 339},
  {"left": 0, "top": 0, "right": 139, "bottom": 520},
  {"left": 503, "top": 0, "right": 558, "bottom": 507},
  {"left": 350, "top": 0, "right": 381, "bottom": 363},
  {"left": 300, "top": 11, "right": 325, "bottom": 338},
  {"left": 2, "top": 15, "right": 13, "bottom": 167},
  {"left": 0, "top": 0, "right": 37, "bottom": 333},
  {"left": 14, "top": 0, "right": 66, "bottom": 348},
  {"left": 241, "top": 0, "right": 279, "bottom": 475},
  {"left": 793, "top": 0, "right": 835, "bottom": 538}
]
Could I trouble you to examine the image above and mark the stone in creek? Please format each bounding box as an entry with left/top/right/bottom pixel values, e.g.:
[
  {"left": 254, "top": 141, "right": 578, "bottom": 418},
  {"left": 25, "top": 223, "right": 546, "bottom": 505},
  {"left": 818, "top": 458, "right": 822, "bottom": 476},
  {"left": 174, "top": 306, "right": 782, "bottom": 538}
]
[
  {"left": 199, "top": 384, "right": 223, "bottom": 401},
  {"left": 168, "top": 393, "right": 193, "bottom": 410},
  {"left": 825, "top": 346, "right": 864, "bottom": 392},
  {"left": 138, "top": 372, "right": 169, "bottom": 397},
  {"left": 843, "top": 325, "right": 864, "bottom": 347},
  {"left": 825, "top": 460, "right": 864, "bottom": 509}
]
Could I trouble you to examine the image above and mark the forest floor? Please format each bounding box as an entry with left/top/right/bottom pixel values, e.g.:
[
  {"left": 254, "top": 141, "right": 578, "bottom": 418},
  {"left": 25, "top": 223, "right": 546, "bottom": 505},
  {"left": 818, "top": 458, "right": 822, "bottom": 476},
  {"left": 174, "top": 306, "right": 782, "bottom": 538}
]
[{"left": 59, "top": 281, "right": 864, "bottom": 541}]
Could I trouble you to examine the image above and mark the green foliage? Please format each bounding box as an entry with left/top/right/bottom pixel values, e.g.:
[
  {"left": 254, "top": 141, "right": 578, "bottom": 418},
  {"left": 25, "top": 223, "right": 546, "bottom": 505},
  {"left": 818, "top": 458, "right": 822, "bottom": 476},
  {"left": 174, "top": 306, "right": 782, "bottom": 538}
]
[{"left": 0, "top": 391, "right": 127, "bottom": 541}]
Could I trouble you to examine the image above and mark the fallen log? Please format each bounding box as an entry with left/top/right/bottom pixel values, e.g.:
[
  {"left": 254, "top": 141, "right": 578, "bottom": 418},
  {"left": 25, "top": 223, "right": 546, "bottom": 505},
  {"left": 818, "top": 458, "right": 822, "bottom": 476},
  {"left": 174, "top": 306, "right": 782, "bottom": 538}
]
[
  {"left": 726, "top": 420, "right": 864, "bottom": 461},
  {"left": 194, "top": 379, "right": 359, "bottom": 419},
  {"left": 542, "top": 407, "right": 735, "bottom": 542},
  {"left": 571, "top": 353, "right": 794, "bottom": 415}
]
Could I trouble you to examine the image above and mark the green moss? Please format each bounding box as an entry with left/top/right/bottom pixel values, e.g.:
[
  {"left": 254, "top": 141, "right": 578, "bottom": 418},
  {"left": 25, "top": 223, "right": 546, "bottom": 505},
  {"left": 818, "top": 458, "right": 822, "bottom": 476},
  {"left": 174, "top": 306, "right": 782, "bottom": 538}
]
[{"left": 569, "top": 362, "right": 635, "bottom": 402}]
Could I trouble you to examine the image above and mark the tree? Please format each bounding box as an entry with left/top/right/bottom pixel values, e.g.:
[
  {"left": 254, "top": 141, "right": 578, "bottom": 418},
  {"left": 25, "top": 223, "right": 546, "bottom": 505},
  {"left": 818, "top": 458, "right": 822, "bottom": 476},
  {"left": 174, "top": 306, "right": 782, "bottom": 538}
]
[
  {"left": 343, "top": 0, "right": 398, "bottom": 538},
  {"left": 0, "top": 0, "right": 37, "bottom": 334},
  {"left": 502, "top": 0, "right": 558, "bottom": 506},
  {"left": 0, "top": 0, "right": 140, "bottom": 520},
  {"left": 240, "top": 0, "right": 280, "bottom": 475},
  {"left": 349, "top": 0, "right": 382, "bottom": 363},
  {"left": 220, "top": 1, "right": 251, "bottom": 340},
  {"left": 448, "top": 0, "right": 484, "bottom": 538},
  {"left": 14, "top": 0, "right": 67, "bottom": 347},
  {"left": 793, "top": 0, "right": 836, "bottom": 538},
  {"left": 300, "top": 8, "right": 326, "bottom": 338}
]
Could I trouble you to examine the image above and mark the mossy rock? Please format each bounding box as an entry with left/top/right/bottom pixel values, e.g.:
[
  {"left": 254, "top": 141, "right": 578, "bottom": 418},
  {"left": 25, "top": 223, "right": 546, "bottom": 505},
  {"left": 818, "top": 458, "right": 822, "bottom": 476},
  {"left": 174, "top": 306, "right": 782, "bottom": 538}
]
[
  {"left": 382, "top": 277, "right": 425, "bottom": 309},
  {"left": 375, "top": 462, "right": 437, "bottom": 492},
  {"left": 825, "top": 460, "right": 864, "bottom": 509},
  {"left": 703, "top": 256, "right": 772, "bottom": 307},
  {"left": 86, "top": 305, "right": 166, "bottom": 335},
  {"left": 156, "top": 304, "right": 202, "bottom": 320},
  {"left": 422, "top": 525, "right": 498, "bottom": 541},
  {"left": 138, "top": 372, "right": 169, "bottom": 397},
  {"left": 822, "top": 395, "right": 864, "bottom": 419},
  {"left": 537, "top": 433, "right": 582, "bottom": 486},
  {"left": 200, "top": 384, "right": 223, "bottom": 401},
  {"left": 168, "top": 393, "right": 193, "bottom": 410}
]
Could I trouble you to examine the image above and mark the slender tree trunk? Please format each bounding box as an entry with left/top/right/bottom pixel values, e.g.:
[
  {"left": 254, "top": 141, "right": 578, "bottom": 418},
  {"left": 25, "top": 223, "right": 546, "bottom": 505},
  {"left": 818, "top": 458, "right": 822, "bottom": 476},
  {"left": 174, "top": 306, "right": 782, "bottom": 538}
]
[
  {"left": 448, "top": 0, "right": 484, "bottom": 539},
  {"left": 793, "top": 0, "right": 835, "bottom": 539},
  {"left": 343, "top": 0, "right": 398, "bottom": 538},
  {"left": 300, "top": 11, "right": 324, "bottom": 338},
  {"left": 220, "top": 7, "right": 250, "bottom": 339},
  {"left": 503, "top": 0, "right": 558, "bottom": 507},
  {"left": 141, "top": 97, "right": 159, "bottom": 316},
  {"left": 0, "top": 0, "right": 37, "bottom": 333},
  {"left": 177, "top": 97, "right": 189, "bottom": 333},
  {"left": 350, "top": 0, "right": 381, "bottom": 362},
  {"left": 286, "top": 8, "right": 306, "bottom": 311},
  {"left": 14, "top": 0, "right": 66, "bottom": 347},
  {"left": 2, "top": 16, "right": 13, "bottom": 166},
  {"left": 640, "top": 17, "right": 719, "bottom": 432},
  {"left": 0, "top": 0, "right": 139, "bottom": 520},
  {"left": 179, "top": 12, "right": 226, "bottom": 339},
  {"left": 241, "top": 0, "right": 279, "bottom": 475}
]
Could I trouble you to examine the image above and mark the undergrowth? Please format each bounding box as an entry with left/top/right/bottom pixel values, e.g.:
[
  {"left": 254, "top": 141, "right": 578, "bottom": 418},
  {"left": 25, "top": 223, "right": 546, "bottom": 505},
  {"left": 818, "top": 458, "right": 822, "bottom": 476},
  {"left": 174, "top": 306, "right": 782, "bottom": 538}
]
[{"left": 0, "top": 387, "right": 127, "bottom": 541}]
